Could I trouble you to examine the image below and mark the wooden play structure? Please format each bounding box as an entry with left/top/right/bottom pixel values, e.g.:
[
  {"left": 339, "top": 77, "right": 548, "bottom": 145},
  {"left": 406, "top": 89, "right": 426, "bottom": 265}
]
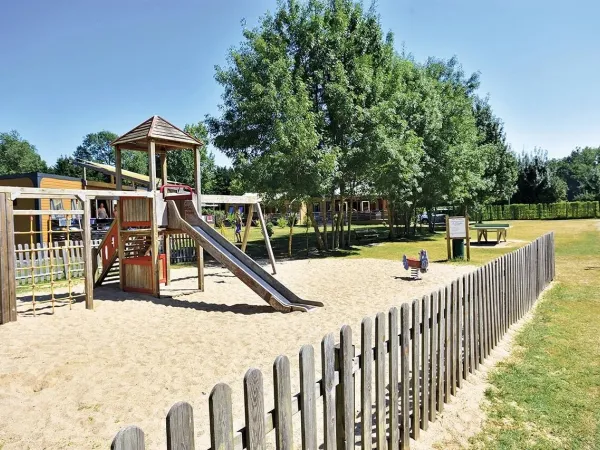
[{"left": 0, "top": 116, "right": 322, "bottom": 324}]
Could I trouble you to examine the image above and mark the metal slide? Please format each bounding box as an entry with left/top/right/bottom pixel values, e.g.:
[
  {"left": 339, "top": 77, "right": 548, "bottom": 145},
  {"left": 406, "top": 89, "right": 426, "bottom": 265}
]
[{"left": 167, "top": 200, "right": 323, "bottom": 312}]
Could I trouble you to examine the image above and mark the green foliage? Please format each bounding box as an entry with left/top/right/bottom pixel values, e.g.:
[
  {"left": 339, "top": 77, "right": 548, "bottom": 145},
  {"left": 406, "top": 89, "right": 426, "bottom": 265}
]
[
  {"left": 0, "top": 130, "right": 47, "bottom": 174},
  {"left": 276, "top": 216, "right": 287, "bottom": 228},
  {"left": 214, "top": 211, "right": 226, "bottom": 228},
  {"left": 261, "top": 221, "right": 274, "bottom": 238},
  {"left": 512, "top": 148, "right": 566, "bottom": 204},
  {"left": 476, "top": 201, "right": 599, "bottom": 221},
  {"left": 166, "top": 122, "right": 216, "bottom": 192}
]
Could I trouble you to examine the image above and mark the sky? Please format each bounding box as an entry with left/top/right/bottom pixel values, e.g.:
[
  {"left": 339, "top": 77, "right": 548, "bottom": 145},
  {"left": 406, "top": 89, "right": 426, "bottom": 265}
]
[{"left": 1, "top": 0, "right": 599, "bottom": 168}]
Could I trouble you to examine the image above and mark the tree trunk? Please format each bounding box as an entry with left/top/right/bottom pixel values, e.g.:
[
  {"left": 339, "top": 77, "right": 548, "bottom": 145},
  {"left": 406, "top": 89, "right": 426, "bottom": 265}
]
[
  {"left": 338, "top": 196, "right": 345, "bottom": 248},
  {"left": 346, "top": 195, "right": 353, "bottom": 246},
  {"left": 388, "top": 202, "right": 395, "bottom": 239},
  {"left": 321, "top": 200, "right": 328, "bottom": 251},
  {"left": 288, "top": 223, "right": 294, "bottom": 258},
  {"left": 306, "top": 210, "right": 324, "bottom": 251}
]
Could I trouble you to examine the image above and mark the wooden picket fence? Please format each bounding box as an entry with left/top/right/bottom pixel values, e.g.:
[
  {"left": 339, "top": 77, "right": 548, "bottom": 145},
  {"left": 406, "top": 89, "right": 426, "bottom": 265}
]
[
  {"left": 112, "top": 232, "right": 555, "bottom": 450},
  {"left": 14, "top": 240, "right": 103, "bottom": 287},
  {"left": 169, "top": 233, "right": 198, "bottom": 264}
]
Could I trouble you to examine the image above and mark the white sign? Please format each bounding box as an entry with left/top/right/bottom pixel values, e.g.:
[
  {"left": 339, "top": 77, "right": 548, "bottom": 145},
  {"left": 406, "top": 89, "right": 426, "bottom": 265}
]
[{"left": 448, "top": 216, "right": 467, "bottom": 239}]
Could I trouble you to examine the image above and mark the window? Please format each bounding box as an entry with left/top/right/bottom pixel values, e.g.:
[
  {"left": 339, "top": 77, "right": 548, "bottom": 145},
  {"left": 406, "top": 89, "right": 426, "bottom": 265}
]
[
  {"left": 313, "top": 203, "right": 320, "bottom": 213},
  {"left": 50, "top": 199, "right": 64, "bottom": 210}
]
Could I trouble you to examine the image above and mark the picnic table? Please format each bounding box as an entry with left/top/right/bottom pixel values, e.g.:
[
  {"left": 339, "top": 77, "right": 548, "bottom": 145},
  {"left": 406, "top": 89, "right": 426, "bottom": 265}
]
[{"left": 471, "top": 223, "right": 510, "bottom": 244}]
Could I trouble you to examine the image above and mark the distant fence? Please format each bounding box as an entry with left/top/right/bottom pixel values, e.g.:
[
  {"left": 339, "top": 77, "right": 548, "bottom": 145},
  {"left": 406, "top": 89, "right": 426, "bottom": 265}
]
[
  {"left": 14, "top": 240, "right": 100, "bottom": 287},
  {"left": 112, "top": 232, "right": 555, "bottom": 450},
  {"left": 477, "top": 201, "right": 599, "bottom": 221},
  {"left": 169, "top": 234, "right": 198, "bottom": 264}
]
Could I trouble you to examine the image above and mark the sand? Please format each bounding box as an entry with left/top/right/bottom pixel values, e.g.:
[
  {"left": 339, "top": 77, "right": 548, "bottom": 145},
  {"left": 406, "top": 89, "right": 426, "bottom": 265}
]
[{"left": 0, "top": 257, "right": 477, "bottom": 449}]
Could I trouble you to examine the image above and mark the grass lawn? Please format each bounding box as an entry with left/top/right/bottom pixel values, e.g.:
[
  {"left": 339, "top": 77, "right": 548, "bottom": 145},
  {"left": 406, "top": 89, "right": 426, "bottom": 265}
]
[
  {"left": 236, "top": 219, "right": 575, "bottom": 266},
  {"left": 469, "top": 218, "right": 600, "bottom": 449}
]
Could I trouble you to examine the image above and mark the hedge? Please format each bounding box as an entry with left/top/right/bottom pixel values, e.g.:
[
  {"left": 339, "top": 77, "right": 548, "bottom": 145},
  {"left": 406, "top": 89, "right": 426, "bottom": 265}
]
[{"left": 476, "top": 201, "right": 599, "bottom": 221}]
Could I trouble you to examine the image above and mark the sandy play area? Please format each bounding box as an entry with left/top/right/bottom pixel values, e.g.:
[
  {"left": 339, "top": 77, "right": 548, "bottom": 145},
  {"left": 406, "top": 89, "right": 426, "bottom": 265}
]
[{"left": 0, "top": 257, "right": 476, "bottom": 449}]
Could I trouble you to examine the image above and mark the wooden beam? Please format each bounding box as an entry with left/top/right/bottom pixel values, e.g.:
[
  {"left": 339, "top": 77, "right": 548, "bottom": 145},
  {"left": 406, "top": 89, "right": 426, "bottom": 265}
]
[
  {"left": 241, "top": 203, "right": 254, "bottom": 253},
  {"left": 160, "top": 153, "right": 167, "bottom": 186},
  {"left": 148, "top": 140, "right": 160, "bottom": 297},
  {"left": 117, "top": 201, "right": 125, "bottom": 290},
  {"left": 82, "top": 199, "right": 94, "bottom": 310},
  {"left": 115, "top": 145, "right": 122, "bottom": 190},
  {"left": 194, "top": 145, "right": 204, "bottom": 291},
  {"left": 0, "top": 187, "right": 153, "bottom": 200},
  {"left": 13, "top": 209, "right": 84, "bottom": 216},
  {"left": 200, "top": 194, "right": 259, "bottom": 204},
  {"left": 0, "top": 193, "right": 14, "bottom": 324},
  {"left": 256, "top": 202, "right": 277, "bottom": 274}
]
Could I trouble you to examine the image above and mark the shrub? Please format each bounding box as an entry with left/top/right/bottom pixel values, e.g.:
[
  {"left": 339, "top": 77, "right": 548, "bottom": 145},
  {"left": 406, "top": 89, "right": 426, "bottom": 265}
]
[
  {"left": 478, "top": 201, "right": 599, "bottom": 220},
  {"left": 277, "top": 216, "right": 287, "bottom": 228}
]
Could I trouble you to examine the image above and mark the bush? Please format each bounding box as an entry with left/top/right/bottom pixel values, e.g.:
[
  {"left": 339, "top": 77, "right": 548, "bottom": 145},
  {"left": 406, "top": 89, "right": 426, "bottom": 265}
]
[
  {"left": 477, "top": 201, "right": 599, "bottom": 221},
  {"left": 214, "top": 211, "right": 226, "bottom": 227},
  {"left": 260, "top": 221, "right": 274, "bottom": 237},
  {"left": 277, "top": 216, "right": 287, "bottom": 228}
]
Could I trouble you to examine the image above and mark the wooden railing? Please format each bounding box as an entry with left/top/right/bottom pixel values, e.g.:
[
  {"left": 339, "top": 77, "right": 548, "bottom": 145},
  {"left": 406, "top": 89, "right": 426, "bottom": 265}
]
[
  {"left": 111, "top": 233, "right": 555, "bottom": 450},
  {"left": 97, "top": 221, "right": 118, "bottom": 270}
]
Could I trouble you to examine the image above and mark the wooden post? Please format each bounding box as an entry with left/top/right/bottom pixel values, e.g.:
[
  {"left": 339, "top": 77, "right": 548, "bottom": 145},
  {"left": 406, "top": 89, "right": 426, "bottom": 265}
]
[
  {"left": 160, "top": 153, "right": 171, "bottom": 285},
  {"left": 465, "top": 213, "right": 471, "bottom": 261},
  {"left": 148, "top": 140, "right": 160, "bottom": 297},
  {"left": 241, "top": 203, "right": 254, "bottom": 253},
  {"left": 0, "top": 193, "right": 17, "bottom": 324},
  {"left": 445, "top": 215, "right": 451, "bottom": 260},
  {"left": 82, "top": 198, "right": 94, "bottom": 310},
  {"left": 115, "top": 145, "right": 122, "bottom": 190},
  {"left": 117, "top": 198, "right": 125, "bottom": 290},
  {"left": 194, "top": 145, "right": 204, "bottom": 291},
  {"left": 256, "top": 203, "right": 277, "bottom": 275}
]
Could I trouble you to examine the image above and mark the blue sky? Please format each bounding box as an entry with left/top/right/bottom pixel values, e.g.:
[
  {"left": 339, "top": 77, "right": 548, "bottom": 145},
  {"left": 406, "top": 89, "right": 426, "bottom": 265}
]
[{"left": 1, "top": 0, "right": 598, "bottom": 167}]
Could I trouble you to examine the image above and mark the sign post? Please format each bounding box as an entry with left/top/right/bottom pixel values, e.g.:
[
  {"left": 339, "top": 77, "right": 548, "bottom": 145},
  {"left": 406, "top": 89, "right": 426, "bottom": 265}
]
[{"left": 446, "top": 215, "right": 471, "bottom": 261}]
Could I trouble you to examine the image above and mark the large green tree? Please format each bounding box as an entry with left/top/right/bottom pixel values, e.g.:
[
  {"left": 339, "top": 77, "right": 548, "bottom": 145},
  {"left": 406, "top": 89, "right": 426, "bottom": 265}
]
[
  {"left": 512, "top": 149, "right": 567, "bottom": 203},
  {"left": 0, "top": 131, "right": 47, "bottom": 174},
  {"left": 552, "top": 146, "right": 600, "bottom": 201}
]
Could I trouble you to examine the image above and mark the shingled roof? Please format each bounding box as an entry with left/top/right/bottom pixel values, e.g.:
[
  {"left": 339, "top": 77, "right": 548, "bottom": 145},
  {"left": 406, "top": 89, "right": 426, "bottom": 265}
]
[{"left": 111, "top": 116, "right": 203, "bottom": 150}]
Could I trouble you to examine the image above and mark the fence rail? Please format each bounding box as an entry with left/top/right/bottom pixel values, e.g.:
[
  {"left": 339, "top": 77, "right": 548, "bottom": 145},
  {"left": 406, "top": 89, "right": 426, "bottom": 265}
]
[{"left": 112, "top": 232, "right": 555, "bottom": 450}]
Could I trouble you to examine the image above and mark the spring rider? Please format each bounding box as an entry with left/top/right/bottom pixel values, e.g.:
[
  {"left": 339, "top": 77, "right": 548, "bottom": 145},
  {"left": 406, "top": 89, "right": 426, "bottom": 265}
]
[{"left": 402, "top": 249, "right": 429, "bottom": 280}]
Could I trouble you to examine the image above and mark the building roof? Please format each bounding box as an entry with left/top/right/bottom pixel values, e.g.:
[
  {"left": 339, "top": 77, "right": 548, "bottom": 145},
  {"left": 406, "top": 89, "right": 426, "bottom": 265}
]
[
  {"left": 74, "top": 160, "right": 156, "bottom": 186},
  {"left": 111, "top": 116, "right": 203, "bottom": 151}
]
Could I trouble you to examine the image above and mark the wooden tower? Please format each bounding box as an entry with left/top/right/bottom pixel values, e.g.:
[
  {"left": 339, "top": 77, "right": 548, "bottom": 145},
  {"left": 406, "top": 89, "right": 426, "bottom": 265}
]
[{"left": 111, "top": 116, "right": 204, "bottom": 297}]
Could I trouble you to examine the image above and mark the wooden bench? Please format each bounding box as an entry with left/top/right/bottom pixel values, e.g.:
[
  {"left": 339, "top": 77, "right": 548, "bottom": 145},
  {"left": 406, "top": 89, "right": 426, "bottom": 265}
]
[{"left": 471, "top": 223, "right": 510, "bottom": 244}]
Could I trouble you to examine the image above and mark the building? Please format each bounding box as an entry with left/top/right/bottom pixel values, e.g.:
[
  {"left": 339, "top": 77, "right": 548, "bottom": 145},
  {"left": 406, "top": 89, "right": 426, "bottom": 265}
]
[{"left": 0, "top": 172, "right": 127, "bottom": 245}]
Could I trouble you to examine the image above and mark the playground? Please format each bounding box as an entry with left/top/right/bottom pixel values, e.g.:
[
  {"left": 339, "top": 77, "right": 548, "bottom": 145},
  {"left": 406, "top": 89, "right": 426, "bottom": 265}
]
[{"left": 0, "top": 256, "right": 473, "bottom": 449}]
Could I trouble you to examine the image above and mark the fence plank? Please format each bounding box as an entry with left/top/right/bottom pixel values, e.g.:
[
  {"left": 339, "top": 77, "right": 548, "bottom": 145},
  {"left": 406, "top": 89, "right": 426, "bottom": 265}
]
[
  {"left": 300, "top": 345, "right": 317, "bottom": 450},
  {"left": 436, "top": 290, "right": 445, "bottom": 413},
  {"left": 166, "top": 401, "right": 195, "bottom": 450},
  {"left": 411, "top": 300, "right": 420, "bottom": 440},
  {"left": 209, "top": 383, "right": 234, "bottom": 450},
  {"left": 429, "top": 292, "right": 438, "bottom": 421},
  {"left": 111, "top": 426, "right": 145, "bottom": 450},
  {"left": 244, "top": 369, "right": 266, "bottom": 450},
  {"left": 375, "top": 312, "right": 386, "bottom": 447},
  {"left": 444, "top": 285, "right": 452, "bottom": 403},
  {"left": 400, "top": 303, "right": 411, "bottom": 450},
  {"left": 361, "top": 318, "right": 373, "bottom": 450},
  {"left": 321, "top": 334, "right": 337, "bottom": 450},
  {"left": 457, "top": 278, "right": 463, "bottom": 389},
  {"left": 468, "top": 272, "right": 475, "bottom": 373},
  {"left": 339, "top": 325, "right": 354, "bottom": 450},
  {"left": 388, "top": 307, "right": 399, "bottom": 449},
  {"left": 274, "top": 356, "right": 293, "bottom": 450},
  {"left": 420, "top": 295, "right": 429, "bottom": 430},
  {"left": 450, "top": 280, "right": 458, "bottom": 396}
]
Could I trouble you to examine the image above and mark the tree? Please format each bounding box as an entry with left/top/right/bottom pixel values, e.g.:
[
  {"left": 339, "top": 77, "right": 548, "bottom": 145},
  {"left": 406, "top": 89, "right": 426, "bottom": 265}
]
[
  {"left": 471, "top": 96, "right": 518, "bottom": 211},
  {"left": 553, "top": 147, "right": 600, "bottom": 201},
  {"left": 166, "top": 122, "right": 216, "bottom": 192},
  {"left": 72, "top": 131, "right": 147, "bottom": 182},
  {"left": 0, "top": 130, "right": 47, "bottom": 174},
  {"left": 512, "top": 149, "right": 566, "bottom": 203},
  {"left": 51, "top": 155, "right": 81, "bottom": 178}
]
